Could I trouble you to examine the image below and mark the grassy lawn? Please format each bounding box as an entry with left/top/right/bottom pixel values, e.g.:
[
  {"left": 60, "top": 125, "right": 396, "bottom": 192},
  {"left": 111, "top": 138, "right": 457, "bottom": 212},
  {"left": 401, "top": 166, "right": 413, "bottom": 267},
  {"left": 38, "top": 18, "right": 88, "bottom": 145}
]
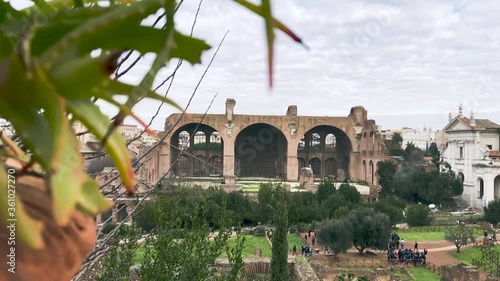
[
  {"left": 223, "top": 235, "right": 272, "bottom": 258},
  {"left": 409, "top": 268, "right": 440, "bottom": 281},
  {"left": 133, "top": 244, "right": 149, "bottom": 263},
  {"left": 132, "top": 235, "right": 273, "bottom": 262},
  {"left": 449, "top": 245, "right": 500, "bottom": 265},
  {"left": 396, "top": 232, "right": 445, "bottom": 241},
  {"left": 288, "top": 233, "right": 304, "bottom": 252}
]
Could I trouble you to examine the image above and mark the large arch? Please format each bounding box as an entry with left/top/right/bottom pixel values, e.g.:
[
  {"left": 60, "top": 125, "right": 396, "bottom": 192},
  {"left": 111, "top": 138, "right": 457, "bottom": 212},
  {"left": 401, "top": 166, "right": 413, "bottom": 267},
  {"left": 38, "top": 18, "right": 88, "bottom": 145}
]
[
  {"left": 235, "top": 123, "right": 287, "bottom": 178},
  {"left": 297, "top": 125, "right": 352, "bottom": 179},
  {"left": 495, "top": 175, "right": 500, "bottom": 199},
  {"left": 170, "top": 123, "right": 223, "bottom": 177},
  {"left": 478, "top": 178, "right": 484, "bottom": 199}
]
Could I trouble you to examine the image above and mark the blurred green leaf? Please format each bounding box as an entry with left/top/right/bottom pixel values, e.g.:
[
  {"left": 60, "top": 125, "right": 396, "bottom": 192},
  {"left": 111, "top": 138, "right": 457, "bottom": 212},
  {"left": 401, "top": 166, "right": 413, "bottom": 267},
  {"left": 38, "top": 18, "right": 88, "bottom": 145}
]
[
  {"left": 40, "top": 0, "right": 165, "bottom": 67},
  {"left": 51, "top": 121, "right": 85, "bottom": 225},
  {"left": 66, "top": 99, "right": 135, "bottom": 193},
  {"left": 0, "top": 58, "right": 65, "bottom": 169},
  {"left": 77, "top": 178, "right": 113, "bottom": 216}
]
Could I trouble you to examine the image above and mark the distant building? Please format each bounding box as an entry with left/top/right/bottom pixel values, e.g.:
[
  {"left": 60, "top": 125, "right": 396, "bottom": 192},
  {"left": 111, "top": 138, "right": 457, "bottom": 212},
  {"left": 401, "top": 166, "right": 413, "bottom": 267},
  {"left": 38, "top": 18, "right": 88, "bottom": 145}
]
[
  {"left": 441, "top": 105, "right": 500, "bottom": 207},
  {"left": 400, "top": 127, "right": 436, "bottom": 150},
  {"left": 380, "top": 126, "right": 442, "bottom": 150}
]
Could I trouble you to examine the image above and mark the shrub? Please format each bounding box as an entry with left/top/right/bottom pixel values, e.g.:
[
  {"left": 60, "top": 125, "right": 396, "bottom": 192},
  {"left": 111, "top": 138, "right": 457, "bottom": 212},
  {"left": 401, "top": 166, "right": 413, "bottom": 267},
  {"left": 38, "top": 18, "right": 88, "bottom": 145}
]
[
  {"left": 296, "top": 223, "right": 309, "bottom": 233},
  {"left": 101, "top": 223, "right": 117, "bottom": 234},
  {"left": 252, "top": 226, "right": 267, "bottom": 236},
  {"left": 406, "top": 205, "right": 432, "bottom": 227},
  {"left": 484, "top": 199, "right": 500, "bottom": 226}
]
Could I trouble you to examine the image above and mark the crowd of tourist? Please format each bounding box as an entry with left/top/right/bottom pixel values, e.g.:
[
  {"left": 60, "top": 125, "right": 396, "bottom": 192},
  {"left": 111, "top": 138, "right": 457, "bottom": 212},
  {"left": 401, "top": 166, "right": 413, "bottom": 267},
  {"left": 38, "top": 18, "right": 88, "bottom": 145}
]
[{"left": 387, "top": 232, "right": 428, "bottom": 266}]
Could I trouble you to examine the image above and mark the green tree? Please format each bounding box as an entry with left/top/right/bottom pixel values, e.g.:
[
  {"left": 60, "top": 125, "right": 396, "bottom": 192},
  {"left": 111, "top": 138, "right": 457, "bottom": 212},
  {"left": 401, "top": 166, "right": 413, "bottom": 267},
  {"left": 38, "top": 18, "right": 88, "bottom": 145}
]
[
  {"left": 376, "top": 160, "right": 398, "bottom": 197},
  {"left": 384, "top": 132, "right": 405, "bottom": 156},
  {"left": 445, "top": 223, "right": 476, "bottom": 253},
  {"left": 136, "top": 196, "right": 244, "bottom": 281},
  {"left": 334, "top": 206, "right": 350, "bottom": 219},
  {"left": 484, "top": 199, "right": 500, "bottom": 226},
  {"left": 392, "top": 133, "right": 403, "bottom": 147},
  {"left": 337, "top": 183, "right": 361, "bottom": 204},
  {"left": 321, "top": 193, "right": 349, "bottom": 219},
  {"left": 317, "top": 218, "right": 352, "bottom": 258},
  {"left": 406, "top": 205, "right": 432, "bottom": 227},
  {"left": 257, "top": 182, "right": 274, "bottom": 223},
  {"left": 348, "top": 207, "right": 391, "bottom": 255},
  {"left": 428, "top": 142, "right": 441, "bottom": 167},
  {"left": 389, "top": 166, "right": 463, "bottom": 204},
  {"left": 270, "top": 185, "right": 289, "bottom": 281},
  {"left": 371, "top": 197, "right": 405, "bottom": 227},
  {"left": 97, "top": 224, "right": 142, "bottom": 281},
  {"left": 132, "top": 200, "right": 156, "bottom": 232},
  {"left": 317, "top": 179, "right": 336, "bottom": 203}
]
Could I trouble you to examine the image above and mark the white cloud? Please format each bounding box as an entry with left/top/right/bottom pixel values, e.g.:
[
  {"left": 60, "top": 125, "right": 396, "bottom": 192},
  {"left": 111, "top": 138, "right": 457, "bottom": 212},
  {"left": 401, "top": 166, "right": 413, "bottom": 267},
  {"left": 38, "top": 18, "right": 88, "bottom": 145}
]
[{"left": 12, "top": 0, "right": 500, "bottom": 131}]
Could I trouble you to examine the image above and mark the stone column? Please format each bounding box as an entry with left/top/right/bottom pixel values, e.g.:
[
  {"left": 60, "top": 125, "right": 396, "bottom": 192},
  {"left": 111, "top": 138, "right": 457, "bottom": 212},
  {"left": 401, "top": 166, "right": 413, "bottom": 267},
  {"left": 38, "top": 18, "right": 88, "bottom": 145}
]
[
  {"left": 483, "top": 173, "right": 495, "bottom": 206},
  {"left": 223, "top": 137, "right": 236, "bottom": 179},
  {"left": 111, "top": 205, "right": 118, "bottom": 224},
  {"left": 205, "top": 131, "right": 210, "bottom": 176},
  {"left": 158, "top": 141, "right": 171, "bottom": 180},
  {"left": 95, "top": 213, "right": 102, "bottom": 224},
  {"left": 287, "top": 138, "right": 299, "bottom": 181}
]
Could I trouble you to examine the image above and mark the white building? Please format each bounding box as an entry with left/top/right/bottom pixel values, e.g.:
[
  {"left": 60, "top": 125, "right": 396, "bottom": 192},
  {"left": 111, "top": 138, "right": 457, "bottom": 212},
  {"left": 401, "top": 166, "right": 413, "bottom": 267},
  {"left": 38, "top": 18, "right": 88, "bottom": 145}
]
[
  {"left": 441, "top": 105, "right": 500, "bottom": 207},
  {"left": 399, "top": 127, "right": 437, "bottom": 150},
  {"left": 380, "top": 127, "right": 441, "bottom": 150}
]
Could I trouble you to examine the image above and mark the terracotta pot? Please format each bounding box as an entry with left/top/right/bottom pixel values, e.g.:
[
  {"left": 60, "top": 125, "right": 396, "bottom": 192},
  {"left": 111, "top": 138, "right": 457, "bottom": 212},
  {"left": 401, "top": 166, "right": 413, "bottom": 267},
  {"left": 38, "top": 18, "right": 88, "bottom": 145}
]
[{"left": 0, "top": 173, "right": 96, "bottom": 281}]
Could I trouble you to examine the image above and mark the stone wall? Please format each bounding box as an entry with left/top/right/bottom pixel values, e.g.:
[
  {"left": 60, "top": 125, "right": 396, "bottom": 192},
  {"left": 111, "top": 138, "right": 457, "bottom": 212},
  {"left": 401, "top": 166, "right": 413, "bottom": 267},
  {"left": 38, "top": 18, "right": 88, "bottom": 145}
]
[
  {"left": 214, "top": 258, "right": 320, "bottom": 281},
  {"left": 292, "top": 258, "right": 320, "bottom": 281},
  {"left": 440, "top": 264, "right": 479, "bottom": 281}
]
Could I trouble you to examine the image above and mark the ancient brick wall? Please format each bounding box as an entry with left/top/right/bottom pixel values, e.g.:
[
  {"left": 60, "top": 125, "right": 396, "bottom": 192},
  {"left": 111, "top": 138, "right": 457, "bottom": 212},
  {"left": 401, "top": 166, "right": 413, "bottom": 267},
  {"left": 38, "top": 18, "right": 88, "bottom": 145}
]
[{"left": 440, "top": 264, "right": 479, "bottom": 281}]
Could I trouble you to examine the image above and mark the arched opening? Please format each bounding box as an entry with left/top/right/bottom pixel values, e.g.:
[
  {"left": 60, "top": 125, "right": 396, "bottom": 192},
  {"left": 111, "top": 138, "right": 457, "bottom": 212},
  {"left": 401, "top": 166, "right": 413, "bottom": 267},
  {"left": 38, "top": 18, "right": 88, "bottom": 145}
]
[
  {"left": 170, "top": 124, "right": 223, "bottom": 177},
  {"left": 179, "top": 131, "right": 190, "bottom": 149},
  {"left": 309, "top": 158, "right": 321, "bottom": 178},
  {"left": 362, "top": 160, "right": 367, "bottom": 181},
  {"left": 494, "top": 175, "right": 500, "bottom": 199},
  {"left": 210, "top": 132, "right": 222, "bottom": 151},
  {"left": 193, "top": 155, "right": 206, "bottom": 177},
  {"left": 369, "top": 160, "right": 374, "bottom": 184},
  {"left": 309, "top": 133, "right": 321, "bottom": 152},
  {"left": 297, "top": 125, "right": 352, "bottom": 180},
  {"left": 193, "top": 131, "right": 206, "bottom": 150},
  {"left": 177, "top": 155, "right": 190, "bottom": 177},
  {"left": 478, "top": 178, "right": 484, "bottom": 199},
  {"left": 325, "top": 133, "right": 336, "bottom": 152},
  {"left": 325, "top": 158, "right": 337, "bottom": 179},
  {"left": 235, "top": 123, "right": 287, "bottom": 178},
  {"left": 209, "top": 156, "right": 223, "bottom": 176},
  {"left": 117, "top": 204, "right": 128, "bottom": 223},
  {"left": 457, "top": 172, "right": 465, "bottom": 183}
]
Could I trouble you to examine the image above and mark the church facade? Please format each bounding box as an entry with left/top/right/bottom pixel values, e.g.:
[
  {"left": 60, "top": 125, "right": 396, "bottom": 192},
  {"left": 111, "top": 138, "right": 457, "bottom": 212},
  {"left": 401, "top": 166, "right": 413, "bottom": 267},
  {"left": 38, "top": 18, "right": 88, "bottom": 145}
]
[{"left": 441, "top": 105, "right": 500, "bottom": 207}]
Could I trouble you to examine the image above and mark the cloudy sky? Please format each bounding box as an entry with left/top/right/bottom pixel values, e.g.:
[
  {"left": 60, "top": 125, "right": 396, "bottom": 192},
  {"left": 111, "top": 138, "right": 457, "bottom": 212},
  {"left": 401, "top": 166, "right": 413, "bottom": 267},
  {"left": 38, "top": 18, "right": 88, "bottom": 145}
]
[{"left": 12, "top": 0, "right": 500, "bottom": 131}]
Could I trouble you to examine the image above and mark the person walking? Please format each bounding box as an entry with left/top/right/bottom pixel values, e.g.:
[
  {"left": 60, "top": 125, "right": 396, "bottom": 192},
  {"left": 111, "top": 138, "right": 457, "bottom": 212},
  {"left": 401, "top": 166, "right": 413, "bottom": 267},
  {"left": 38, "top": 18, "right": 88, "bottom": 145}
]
[
  {"left": 414, "top": 241, "right": 418, "bottom": 251},
  {"left": 293, "top": 244, "right": 297, "bottom": 256},
  {"left": 400, "top": 238, "right": 405, "bottom": 249}
]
